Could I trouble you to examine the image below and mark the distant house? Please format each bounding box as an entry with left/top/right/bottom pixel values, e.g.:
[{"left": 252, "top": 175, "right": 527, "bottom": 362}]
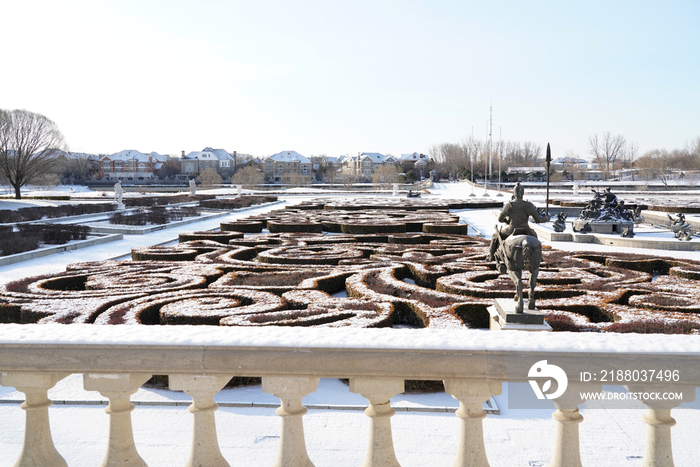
[
  {"left": 99, "top": 150, "right": 168, "bottom": 180},
  {"left": 263, "top": 151, "right": 312, "bottom": 183},
  {"left": 507, "top": 166, "right": 547, "bottom": 182},
  {"left": 399, "top": 152, "right": 430, "bottom": 167},
  {"left": 341, "top": 152, "right": 398, "bottom": 180},
  {"left": 180, "top": 148, "right": 235, "bottom": 177},
  {"left": 551, "top": 156, "right": 589, "bottom": 169}
]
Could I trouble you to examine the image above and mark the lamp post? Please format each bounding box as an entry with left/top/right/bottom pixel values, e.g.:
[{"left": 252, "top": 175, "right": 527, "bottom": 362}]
[
  {"left": 482, "top": 122, "right": 489, "bottom": 197},
  {"left": 497, "top": 126, "right": 503, "bottom": 197},
  {"left": 469, "top": 126, "right": 475, "bottom": 196},
  {"left": 546, "top": 143, "right": 552, "bottom": 216}
]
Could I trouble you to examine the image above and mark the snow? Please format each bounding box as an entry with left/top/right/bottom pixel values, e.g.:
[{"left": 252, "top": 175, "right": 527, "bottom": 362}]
[
  {"left": 1, "top": 182, "right": 700, "bottom": 466},
  {"left": 2, "top": 323, "right": 700, "bottom": 354}
]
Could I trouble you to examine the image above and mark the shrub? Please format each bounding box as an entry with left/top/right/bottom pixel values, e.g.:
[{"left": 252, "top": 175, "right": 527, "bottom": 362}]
[
  {"left": 606, "top": 320, "right": 700, "bottom": 334},
  {"left": 220, "top": 221, "right": 264, "bottom": 233},
  {"left": 0, "top": 203, "right": 115, "bottom": 223},
  {"left": 545, "top": 313, "right": 585, "bottom": 332},
  {"left": 0, "top": 234, "right": 40, "bottom": 256}
]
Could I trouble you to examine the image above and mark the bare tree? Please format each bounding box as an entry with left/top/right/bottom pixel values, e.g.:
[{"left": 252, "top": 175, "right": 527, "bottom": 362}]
[
  {"left": 636, "top": 149, "right": 673, "bottom": 189},
  {"left": 461, "top": 136, "right": 483, "bottom": 177},
  {"left": 231, "top": 165, "right": 263, "bottom": 187},
  {"left": 688, "top": 136, "right": 700, "bottom": 157},
  {"left": 588, "top": 132, "right": 626, "bottom": 180},
  {"left": 0, "top": 109, "right": 67, "bottom": 199},
  {"left": 372, "top": 164, "right": 400, "bottom": 188},
  {"left": 337, "top": 172, "right": 360, "bottom": 188},
  {"left": 197, "top": 167, "right": 223, "bottom": 187}
]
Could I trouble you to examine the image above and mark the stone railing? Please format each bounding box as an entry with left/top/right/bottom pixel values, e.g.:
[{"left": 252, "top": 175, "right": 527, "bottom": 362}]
[{"left": 1, "top": 324, "right": 699, "bottom": 467}]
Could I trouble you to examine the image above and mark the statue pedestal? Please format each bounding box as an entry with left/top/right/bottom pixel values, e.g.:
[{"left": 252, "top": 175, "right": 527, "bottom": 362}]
[
  {"left": 487, "top": 298, "right": 552, "bottom": 332},
  {"left": 572, "top": 219, "right": 633, "bottom": 234}
]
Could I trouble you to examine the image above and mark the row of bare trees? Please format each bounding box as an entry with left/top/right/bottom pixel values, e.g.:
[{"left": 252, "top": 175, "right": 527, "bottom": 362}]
[
  {"left": 635, "top": 137, "right": 700, "bottom": 187},
  {"left": 429, "top": 131, "right": 700, "bottom": 185},
  {"left": 428, "top": 137, "right": 543, "bottom": 180}
]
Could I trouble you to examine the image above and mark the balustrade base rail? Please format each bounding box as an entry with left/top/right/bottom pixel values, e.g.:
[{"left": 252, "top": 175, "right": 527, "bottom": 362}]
[{"left": 1, "top": 324, "right": 699, "bottom": 466}]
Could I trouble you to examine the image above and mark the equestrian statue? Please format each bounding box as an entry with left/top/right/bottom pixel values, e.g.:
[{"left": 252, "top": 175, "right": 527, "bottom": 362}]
[{"left": 488, "top": 183, "right": 550, "bottom": 313}]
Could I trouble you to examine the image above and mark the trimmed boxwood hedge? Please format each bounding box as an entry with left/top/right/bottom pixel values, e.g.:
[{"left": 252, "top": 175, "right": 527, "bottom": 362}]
[{"left": 220, "top": 221, "right": 264, "bottom": 233}]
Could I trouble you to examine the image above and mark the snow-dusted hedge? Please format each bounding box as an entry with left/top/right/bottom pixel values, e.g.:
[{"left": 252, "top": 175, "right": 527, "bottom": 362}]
[{"left": 2, "top": 198, "right": 700, "bottom": 332}]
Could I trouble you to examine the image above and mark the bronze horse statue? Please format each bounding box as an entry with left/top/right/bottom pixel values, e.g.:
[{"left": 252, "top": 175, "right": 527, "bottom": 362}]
[{"left": 493, "top": 227, "right": 543, "bottom": 313}]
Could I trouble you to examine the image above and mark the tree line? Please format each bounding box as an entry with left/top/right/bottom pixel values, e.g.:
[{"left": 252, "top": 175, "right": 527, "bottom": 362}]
[{"left": 429, "top": 132, "right": 700, "bottom": 186}]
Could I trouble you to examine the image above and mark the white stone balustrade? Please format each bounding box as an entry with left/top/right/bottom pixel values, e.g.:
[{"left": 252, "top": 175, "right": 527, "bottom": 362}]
[
  {"left": 548, "top": 382, "right": 600, "bottom": 467},
  {"left": 83, "top": 373, "right": 152, "bottom": 467},
  {"left": 0, "top": 372, "right": 68, "bottom": 467},
  {"left": 350, "top": 377, "right": 405, "bottom": 467},
  {"left": 627, "top": 384, "right": 696, "bottom": 467},
  {"left": 169, "top": 374, "right": 233, "bottom": 467},
  {"left": 1, "top": 324, "right": 699, "bottom": 466},
  {"left": 443, "top": 379, "right": 502, "bottom": 467},
  {"left": 263, "top": 376, "right": 320, "bottom": 467}
]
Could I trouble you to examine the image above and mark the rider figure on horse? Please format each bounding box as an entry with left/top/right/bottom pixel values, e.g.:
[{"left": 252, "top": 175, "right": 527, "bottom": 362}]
[{"left": 488, "top": 183, "right": 550, "bottom": 262}]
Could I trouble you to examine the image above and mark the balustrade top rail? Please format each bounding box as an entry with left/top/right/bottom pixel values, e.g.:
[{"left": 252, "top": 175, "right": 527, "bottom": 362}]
[{"left": 2, "top": 324, "right": 699, "bottom": 385}]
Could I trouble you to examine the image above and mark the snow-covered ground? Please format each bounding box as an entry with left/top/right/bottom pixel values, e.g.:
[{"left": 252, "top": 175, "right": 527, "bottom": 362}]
[{"left": 1, "top": 182, "right": 699, "bottom": 466}]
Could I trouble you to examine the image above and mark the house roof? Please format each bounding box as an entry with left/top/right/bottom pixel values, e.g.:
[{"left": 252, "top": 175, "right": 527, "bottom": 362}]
[
  {"left": 204, "top": 148, "right": 234, "bottom": 160},
  {"left": 149, "top": 152, "right": 169, "bottom": 162},
  {"left": 183, "top": 148, "right": 233, "bottom": 161},
  {"left": 104, "top": 150, "right": 152, "bottom": 162},
  {"left": 360, "top": 152, "right": 387, "bottom": 163},
  {"left": 399, "top": 152, "right": 430, "bottom": 161},
  {"left": 267, "top": 151, "right": 311, "bottom": 164}
]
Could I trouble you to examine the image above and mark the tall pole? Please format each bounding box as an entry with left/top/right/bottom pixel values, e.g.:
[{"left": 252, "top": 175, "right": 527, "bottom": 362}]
[
  {"left": 483, "top": 122, "right": 489, "bottom": 197},
  {"left": 497, "top": 126, "right": 502, "bottom": 197},
  {"left": 489, "top": 105, "right": 493, "bottom": 178},
  {"left": 546, "top": 143, "right": 552, "bottom": 216},
  {"left": 470, "top": 126, "right": 475, "bottom": 196}
]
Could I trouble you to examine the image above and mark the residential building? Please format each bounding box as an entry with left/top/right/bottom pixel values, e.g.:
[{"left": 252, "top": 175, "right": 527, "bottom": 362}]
[
  {"left": 263, "top": 151, "right": 312, "bottom": 183},
  {"left": 180, "top": 148, "right": 235, "bottom": 177},
  {"left": 551, "top": 156, "right": 589, "bottom": 169},
  {"left": 341, "top": 152, "right": 398, "bottom": 181},
  {"left": 99, "top": 150, "right": 168, "bottom": 180}
]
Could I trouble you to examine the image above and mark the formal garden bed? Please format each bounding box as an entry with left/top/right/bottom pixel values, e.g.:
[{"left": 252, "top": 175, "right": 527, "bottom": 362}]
[
  {"left": 0, "top": 224, "right": 94, "bottom": 257},
  {"left": 1, "top": 198, "right": 699, "bottom": 333},
  {"left": 0, "top": 203, "right": 116, "bottom": 223}
]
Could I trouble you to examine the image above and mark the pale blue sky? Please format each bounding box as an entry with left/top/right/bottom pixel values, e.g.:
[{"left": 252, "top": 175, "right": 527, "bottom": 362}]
[{"left": 3, "top": 0, "right": 698, "bottom": 159}]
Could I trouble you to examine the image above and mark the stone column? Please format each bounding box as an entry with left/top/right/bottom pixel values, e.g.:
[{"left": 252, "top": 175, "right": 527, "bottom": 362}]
[
  {"left": 169, "top": 374, "right": 232, "bottom": 467},
  {"left": 349, "top": 377, "right": 404, "bottom": 467},
  {"left": 0, "top": 372, "right": 68, "bottom": 467},
  {"left": 83, "top": 373, "right": 152, "bottom": 467},
  {"left": 627, "top": 384, "right": 695, "bottom": 467},
  {"left": 548, "top": 383, "right": 599, "bottom": 467},
  {"left": 443, "top": 379, "right": 501, "bottom": 467},
  {"left": 262, "top": 376, "right": 320, "bottom": 467}
]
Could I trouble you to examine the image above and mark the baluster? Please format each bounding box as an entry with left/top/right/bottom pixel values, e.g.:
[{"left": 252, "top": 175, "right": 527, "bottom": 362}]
[
  {"left": 627, "top": 384, "right": 695, "bottom": 467},
  {"left": 262, "top": 376, "right": 320, "bottom": 467},
  {"left": 169, "top": 374, "right": 232, "bottom": 467},
  {"left": 0, "top": 372, "right": 69, "bottom": 467},
  {"left": 443, "top": 379, "right": 501, "bottom": 467},
  {"left": 84, "top": 373, "right": 152, "bottom": 467},
  {"left": 349, "top": 377, "right": 404, "bottom": 467},
  {"left": 548, "top": 382, "right": 599, "bottom": 467}
]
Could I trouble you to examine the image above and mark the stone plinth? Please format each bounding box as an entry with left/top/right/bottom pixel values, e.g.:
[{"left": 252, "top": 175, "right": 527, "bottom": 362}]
[
  {"left": 572, "top": 219, "right": 633, "bottom": 234},
  {"left": 487, "top": 298, "right": 552, "bottom": 332}
]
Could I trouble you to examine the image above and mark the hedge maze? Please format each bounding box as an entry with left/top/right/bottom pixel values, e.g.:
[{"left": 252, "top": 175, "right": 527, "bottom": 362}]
[{"left": 2, "top": 198, "right": 699, "bottom": 333}]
